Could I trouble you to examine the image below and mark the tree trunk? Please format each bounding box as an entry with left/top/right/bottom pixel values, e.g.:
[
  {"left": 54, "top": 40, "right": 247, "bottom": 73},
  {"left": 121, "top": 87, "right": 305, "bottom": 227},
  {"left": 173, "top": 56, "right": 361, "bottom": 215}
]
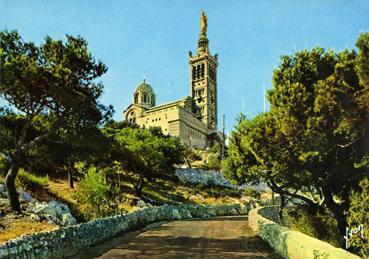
[
  {"left": 118, "top": 173, "right": 121, "bottom": 190},
  {"left": 272, "top": 190, "right": 275, "bottom": 205},
  {"left": 5, "top": 163, "right": 21, "bottom": 213},
  {"left": 323, "top": 191, "right": 348, "bottom": 245},
  {"left": 334, "top": 209, "right": 347, "bottom": 237},
  {"left": 135, "top": 183, "right": 143, "bottom": 196},
  {"left": 135, "top": 177, "right": 145, "bottom": 197},
  {"left": 68, "top": 169, "right": 74, "bottom": 189},
  {"left": 279, "top": 194, "right": 286, "bottom": 222},
  {"left": 328, "top": 200, "right": 348, "bottom": 238},
  {"left": 184, "top": 157, "right": 192, "bottom": 169},
  {"left": 135, "top": 186, "right": 142, "bottom": 197}
]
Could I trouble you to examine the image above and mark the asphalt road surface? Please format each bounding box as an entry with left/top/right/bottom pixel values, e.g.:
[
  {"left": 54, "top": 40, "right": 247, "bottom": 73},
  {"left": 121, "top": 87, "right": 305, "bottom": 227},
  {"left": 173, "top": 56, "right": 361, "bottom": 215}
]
[{"left": 76, "top": 216, "right": 280, "bottom": 259}]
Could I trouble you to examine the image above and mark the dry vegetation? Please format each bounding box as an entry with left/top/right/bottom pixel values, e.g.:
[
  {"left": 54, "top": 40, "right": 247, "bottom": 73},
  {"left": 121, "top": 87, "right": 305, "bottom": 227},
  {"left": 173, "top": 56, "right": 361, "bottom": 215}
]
[{"left": 0, "top": 217, "right": 58, "bottom": 243}]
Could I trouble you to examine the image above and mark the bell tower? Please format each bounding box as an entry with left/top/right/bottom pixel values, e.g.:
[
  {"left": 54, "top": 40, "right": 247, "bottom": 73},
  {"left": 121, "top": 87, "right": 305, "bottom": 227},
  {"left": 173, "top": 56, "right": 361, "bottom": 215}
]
[{"left": 189, "top": 12, "right": 218, "bottom": 131}]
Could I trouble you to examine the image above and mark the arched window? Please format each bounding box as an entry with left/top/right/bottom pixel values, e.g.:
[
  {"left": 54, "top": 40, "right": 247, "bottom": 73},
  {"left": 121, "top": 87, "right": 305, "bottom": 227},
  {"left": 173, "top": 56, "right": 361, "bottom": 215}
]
[
  {"left": 143, "top": 92, "right": 148, "bottom": 103},
  {"left": 128, "top": 111, "right": 136, "bottom": 124},
  {"left": 134, "top": 93, "right": 139, "bottom": 104},
  {"left": 151, "top": 95, "right": 155, "bottom": 106}
]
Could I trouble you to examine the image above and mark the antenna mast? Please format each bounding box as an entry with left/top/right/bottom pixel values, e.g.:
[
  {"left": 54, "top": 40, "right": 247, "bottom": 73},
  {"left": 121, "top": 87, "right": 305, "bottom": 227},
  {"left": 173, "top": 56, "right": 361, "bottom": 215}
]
[
  {"left": 221, "top": 114, "right": 225, "bottom": 160},
  {"left": 263, "top": 84, "right": 266, "bottom": 113}
]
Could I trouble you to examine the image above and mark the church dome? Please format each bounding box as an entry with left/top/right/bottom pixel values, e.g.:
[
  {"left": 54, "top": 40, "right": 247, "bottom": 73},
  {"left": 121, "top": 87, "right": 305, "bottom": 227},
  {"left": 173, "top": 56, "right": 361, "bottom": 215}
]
[
  {"left": 134, "top": 79, "right": 155, "bottom": 94},
  {"left": 133, "top": 79, "right": 156, "bottom": 108}
]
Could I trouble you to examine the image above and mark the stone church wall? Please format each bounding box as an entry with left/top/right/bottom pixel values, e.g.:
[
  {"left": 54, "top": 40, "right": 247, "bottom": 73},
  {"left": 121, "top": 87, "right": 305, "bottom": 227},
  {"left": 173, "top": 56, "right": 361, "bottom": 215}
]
[
  {"left": 177, "top": 106, "right": 207, "bottom": 148},
  {"left": 138, "top": 105, "right": 179, "bottom": 133}
]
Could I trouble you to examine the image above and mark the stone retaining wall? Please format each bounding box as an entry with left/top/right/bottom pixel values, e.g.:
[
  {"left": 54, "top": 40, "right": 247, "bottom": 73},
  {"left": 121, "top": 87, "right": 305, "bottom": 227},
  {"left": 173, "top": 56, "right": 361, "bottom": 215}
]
[
  {"left": 175, "top": 168, "right": 234, "bottom": 189},
  {"left": 248, "top": 206, "right": 361, "bottom": 259},
  {"left": 0, "top": 204, "right": 250, "bottom": 259}
]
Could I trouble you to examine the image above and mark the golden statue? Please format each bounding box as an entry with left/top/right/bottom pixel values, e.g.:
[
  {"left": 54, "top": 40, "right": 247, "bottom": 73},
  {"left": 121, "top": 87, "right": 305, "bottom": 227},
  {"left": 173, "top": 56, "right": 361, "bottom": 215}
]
[{"left": 200, "top": 12, "right": 207, "bottom": 35}]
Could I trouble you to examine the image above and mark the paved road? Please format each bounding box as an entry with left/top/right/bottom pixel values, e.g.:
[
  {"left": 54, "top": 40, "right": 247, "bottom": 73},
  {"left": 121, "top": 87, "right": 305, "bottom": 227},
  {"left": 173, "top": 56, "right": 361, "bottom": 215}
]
[{"left": 77, "top": 216, "right": 280, "bottom": 259}]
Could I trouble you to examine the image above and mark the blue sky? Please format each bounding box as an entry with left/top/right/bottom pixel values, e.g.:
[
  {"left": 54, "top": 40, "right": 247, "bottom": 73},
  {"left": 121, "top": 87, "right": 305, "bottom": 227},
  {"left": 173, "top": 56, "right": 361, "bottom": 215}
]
[{"left": 1, "top": 0, "right": 369, "bottom": 132}]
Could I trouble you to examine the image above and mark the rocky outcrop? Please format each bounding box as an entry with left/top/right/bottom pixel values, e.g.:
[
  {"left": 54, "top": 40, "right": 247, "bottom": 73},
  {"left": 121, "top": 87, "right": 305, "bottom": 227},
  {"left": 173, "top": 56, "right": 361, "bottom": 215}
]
[
  {"left": 135, "top": 199, "right": 154, "bottom": 208},
  {"left": 175, "top": 168, "right": 234, "bottom": 189},
  {"left": 248, "top": 206, "right": 361, "bottom": 259},
  {"left": 18, "top": 191, "right": 37, "bottom": 203},
  {"left": 0, "top": 203, "right": 252, "bottom": 259},
  {"left": 0, "top": 185, "right": 7, "bottom": 198},
  {"left": 0, "top": 184, "right": 77, "bottom": 227},
  {"left": 26, "top": 201, "right": 77, "bottom": 226}
]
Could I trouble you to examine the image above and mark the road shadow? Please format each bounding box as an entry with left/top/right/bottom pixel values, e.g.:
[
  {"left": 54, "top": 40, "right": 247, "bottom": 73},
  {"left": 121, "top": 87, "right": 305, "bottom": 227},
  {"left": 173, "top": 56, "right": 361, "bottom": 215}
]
[
  {"left": 101, "top": 236, "right": 279, "bottom": 258},
  {"left": 74, "top": 217, "right": 280, "bottom": 259},
  {"left": 184, "top": 215, "right": 247, "bottom": 222}
]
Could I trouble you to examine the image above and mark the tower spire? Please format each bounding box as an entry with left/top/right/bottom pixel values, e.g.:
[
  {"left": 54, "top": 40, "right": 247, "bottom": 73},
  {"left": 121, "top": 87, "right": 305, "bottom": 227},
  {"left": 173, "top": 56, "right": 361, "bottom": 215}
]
[
  {"left": 200, "top": 11, "right": 207, "bottom": 37},
  {"left": 189, "top": 12, "right": 218, "bottom": 131},
  {"left": 198, "top": 12, "right": 209, "bottom": 55}
]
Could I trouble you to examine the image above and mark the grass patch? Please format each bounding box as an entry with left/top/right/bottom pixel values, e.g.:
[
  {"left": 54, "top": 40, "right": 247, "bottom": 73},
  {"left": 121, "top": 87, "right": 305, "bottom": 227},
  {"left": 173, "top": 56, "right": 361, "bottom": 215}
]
[
  {"left": 16, "top": 169, "right": 49, "bottom": 191},
  {"left": 0, "top": 217, "right": 57, "bottom": 244},
  {"left": 283, "top": 205, "right": 342, "bottom": 247},
  {"left": 142, "top": 178, "right": 242, "bottom": 206},
  {"left": 244, "top": 187, "right": 261, "bottom": 199},
  {"left": 47, "top": 179, "right": 88, "bottom": 222},
  {"left": 47, "top": 179, "right": 77, "bottom": 205},
  {"left": 118, "top": 203, "right": 137, "bottom": 213}
]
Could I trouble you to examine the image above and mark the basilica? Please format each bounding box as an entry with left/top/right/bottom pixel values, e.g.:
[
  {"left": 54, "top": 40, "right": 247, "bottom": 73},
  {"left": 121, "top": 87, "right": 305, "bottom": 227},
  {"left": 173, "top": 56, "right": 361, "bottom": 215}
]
[{"left": 123, "top": 12, "right": 219, "bottom": 149}]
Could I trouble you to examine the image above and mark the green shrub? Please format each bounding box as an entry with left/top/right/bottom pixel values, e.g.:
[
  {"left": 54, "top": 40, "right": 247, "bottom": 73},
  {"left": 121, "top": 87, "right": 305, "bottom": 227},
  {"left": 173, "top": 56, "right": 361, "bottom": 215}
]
[
  {"left": 16, "top": 169, "right": 49, "bottom": 191},
  {"left": 244, "top": 187, "right": 261, "bottom": 199},
  {"left": 206, "top": 153, "right": 221, "bottom": 171},
  {"left": 75, "top": 167, "right": 118, "bottom": 219},
  {"left": 184, "top": 146, "right": 202, "bottom": 162},
  {"left": 346, "top": 178, "right": 369, "bottom": 258},
  {"left": 284, "top": 205, "right": 342, "bottom": 247}
]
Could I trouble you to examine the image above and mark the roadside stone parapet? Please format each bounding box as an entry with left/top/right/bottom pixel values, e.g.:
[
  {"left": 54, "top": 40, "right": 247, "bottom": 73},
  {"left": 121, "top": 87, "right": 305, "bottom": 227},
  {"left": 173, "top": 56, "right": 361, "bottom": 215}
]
[
  {"left": 249, "top": 206, "right": 361, "bottom": 259},
  {"left": 175, "top": 168, "right": 235, "bottom": 189},
  {"left": 0, "top": 203, "right": 251, "bottom": 259},
  {"left": 257, "top": 205, "right": 281, "bottom": 224}
]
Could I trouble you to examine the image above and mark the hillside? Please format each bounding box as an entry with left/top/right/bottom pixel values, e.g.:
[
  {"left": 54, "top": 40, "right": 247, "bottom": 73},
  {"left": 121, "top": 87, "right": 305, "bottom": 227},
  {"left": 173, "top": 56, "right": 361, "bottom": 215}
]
[{"left": 0, "top": 169, "right": 263, "bottom": 244}]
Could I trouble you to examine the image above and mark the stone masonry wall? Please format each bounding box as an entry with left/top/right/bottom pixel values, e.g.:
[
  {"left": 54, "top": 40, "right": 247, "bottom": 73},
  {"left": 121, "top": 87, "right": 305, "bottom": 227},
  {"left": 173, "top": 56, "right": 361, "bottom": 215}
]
[
  {"left": 248, "top": 206, "right": 361, "bottom": 259},
  {"left": 257, "top": 205, "right": 281, "bottom": 224},
  {"left": 0, "top": 203, "right": 250, "bottom": 259},
  {"left": 175, "top": 168, "right": 234, "bottom": 189}
]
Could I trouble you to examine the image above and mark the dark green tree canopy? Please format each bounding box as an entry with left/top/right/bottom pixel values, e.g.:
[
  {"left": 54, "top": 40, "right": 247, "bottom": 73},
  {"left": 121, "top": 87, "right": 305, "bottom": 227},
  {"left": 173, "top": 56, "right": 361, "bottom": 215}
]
[
  {"left": 103, "top": 123, "right": 185, "bottom": 196},
  {"left": 0, "top": 30, "right": 113, "bottom": 212},
  {"left": 1, "top": 31, "right": 112, "bottom": 125},
  {"left": 223, "top": 33, "right": 369, "bottom": 237}
]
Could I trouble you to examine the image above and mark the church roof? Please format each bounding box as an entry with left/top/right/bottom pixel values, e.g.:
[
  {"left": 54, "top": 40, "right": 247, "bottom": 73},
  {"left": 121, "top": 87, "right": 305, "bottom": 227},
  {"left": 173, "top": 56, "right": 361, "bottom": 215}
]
[{"left": 134, "top": 79, "right": 155, "bottom": 94}]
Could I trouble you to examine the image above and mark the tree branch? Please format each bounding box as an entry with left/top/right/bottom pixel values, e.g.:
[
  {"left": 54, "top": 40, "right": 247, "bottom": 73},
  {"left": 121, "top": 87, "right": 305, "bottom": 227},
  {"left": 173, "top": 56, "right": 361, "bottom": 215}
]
[{"left": 267, "top": 176, "right": 319, "bottom": 208}]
